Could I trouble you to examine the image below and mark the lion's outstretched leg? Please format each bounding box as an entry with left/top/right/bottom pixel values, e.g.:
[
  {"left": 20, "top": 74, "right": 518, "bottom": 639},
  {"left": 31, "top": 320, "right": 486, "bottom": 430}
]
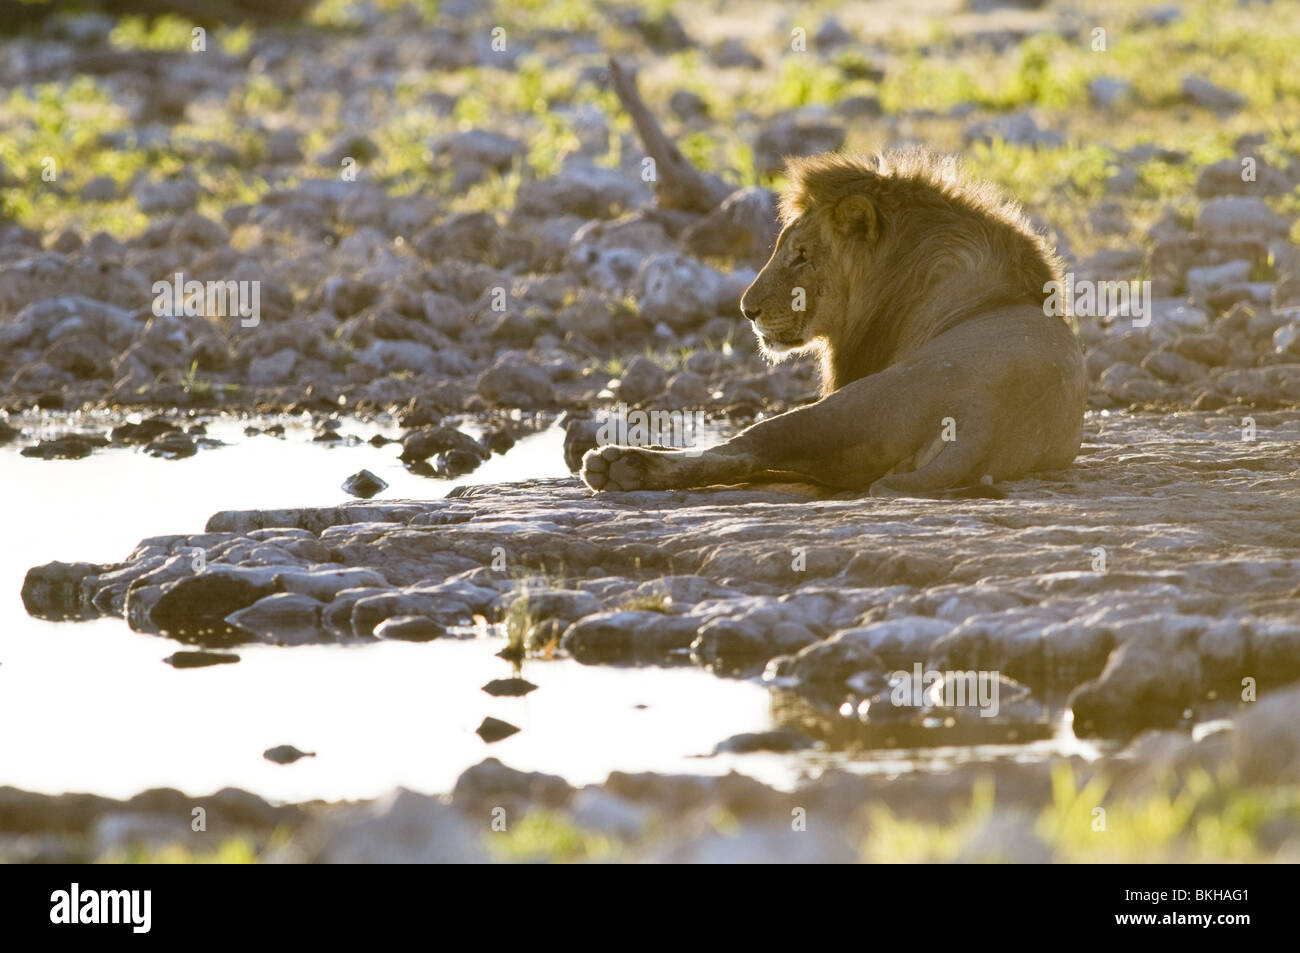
[{"left": 581, "top": 441, "right": 765, "bottom": 491}]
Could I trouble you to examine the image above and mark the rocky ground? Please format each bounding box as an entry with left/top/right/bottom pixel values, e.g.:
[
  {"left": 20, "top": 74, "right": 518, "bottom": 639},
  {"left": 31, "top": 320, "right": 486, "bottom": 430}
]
[{"left": 3, "top": 0, "right": 1300, "bottom": 860}]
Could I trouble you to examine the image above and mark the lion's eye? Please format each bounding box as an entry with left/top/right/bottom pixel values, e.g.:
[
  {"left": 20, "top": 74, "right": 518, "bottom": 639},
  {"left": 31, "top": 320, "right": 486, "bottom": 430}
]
[{"left": 792, "top": 248, "right": 808, "bottom": 267}]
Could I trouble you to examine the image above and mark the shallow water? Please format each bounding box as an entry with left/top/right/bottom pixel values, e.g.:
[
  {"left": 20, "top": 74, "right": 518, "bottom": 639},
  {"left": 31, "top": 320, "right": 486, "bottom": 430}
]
[
  {"left": 2, "top": 412, "right": 1114, "bottom": 803},
  {"left": 1, "top": 414, "right": 787, "bottom": 801}
]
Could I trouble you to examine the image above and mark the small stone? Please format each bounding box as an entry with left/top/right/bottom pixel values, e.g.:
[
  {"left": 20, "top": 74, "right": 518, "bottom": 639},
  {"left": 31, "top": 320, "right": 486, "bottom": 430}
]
[
  {"left": 713, "top": 729, "right": 814, "bottom": 754},
  {"left": 616, "top": 355, "right": 669, "bottom": 404},
  {"left": 163, "top": 651, "right": 240, "bottom": 669},
  {"left": 1087, "top": 77, "right": 1133, "bottom": 110},
  {"left": 476, "top": 717, "right": 520, "bottom": 743},
  {"left": 144, "top": 432, "right": 197, "bottom": 459},
  {"left": 20, "top": 434, "right": 107, "bottom": 460},
  {"left": 1197, "top": 197, "right": 1291, "bottom": 242},
  {"left": 709, "top": 38, "right": 762, "bottom": 69},
  {"left": 263, "top": 745, "right": 315, "bottom": 765},
  {"left": 341, "top": 468, "right": 388, "bottom": 499},
  {"left": 476, "top": 363, "right": 555, "bottom": 408},
  {"left": 374, "top": 615, "right": 445, "bottom": 641},
  {"left": 1181, "top": 76, "right": 1246, "bottom": 113},
  {"left": 79, "top": 175, "right": 118, "bottom": 202},
  {"left": 481, "top": 677, "right": 538, "bottom": 697}
]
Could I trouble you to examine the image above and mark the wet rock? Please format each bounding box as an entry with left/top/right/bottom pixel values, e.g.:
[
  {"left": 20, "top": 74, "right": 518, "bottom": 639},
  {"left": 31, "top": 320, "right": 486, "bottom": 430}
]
[
  {"left": 767, "top": 635, "right": 885, "bottom": 694},
  {"left": 162, "top": 650, "right": 240, "bottom": 669},
  {"left": 226, "top": 592, "right": 325, "bottom": 644},
  {"left": 374, "top": 614, "right": 445, "bottom": 641},
  {"left": 349, "top": 588, "right": 477, "bottom": 637},
  {"left": 713, "top": 729, "right": 814, "bottom": 754},
  {"left": 476, "top": 716, "right": 520, "bottom": 743},
  {"left": 21, "top": 561, "right": 105, "bottom": 620},
  {"left": 830, "top": 617, "right": 957, "bottom": 671},
  {"left": 263, "top": 745, "right": 315, "bottom": 765},
  {"left": 482, "top": 677, "right": 538, "bottom": 697},
  {"left": 111, "top": 418, "right": 181, "bottom": 445},
  {"left": 1069, "top": 621, "right": 1203, "bottom": 737},
  {"left": 504, "top": 588, "right": 600, "bottom": 623},
  {"left": 692, "top": 614, "right": 820, "bottom": 666},
  {"left": 562, "top": 610, "right": 700, "bottom": 663},
  {"left": 19, "top": 434, "right": 107, "bottom": 460},
  {"left": 149, "top": 571, "right": 278, "bottom": 638},
  {"left": 274, "top": 567, "right": 389, "bottom": 602},
  {"left": 145, "top": 432, "right": 197, "bottom": 459},
  {"left": 341, "top": 468, "right": 388, "bottom": 499},
  {"left": 399, "top": 425, "right": 485, "bottom": 463}
]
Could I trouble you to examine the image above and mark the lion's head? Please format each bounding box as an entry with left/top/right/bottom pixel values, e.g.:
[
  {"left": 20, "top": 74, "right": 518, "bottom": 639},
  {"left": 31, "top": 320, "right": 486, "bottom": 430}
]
[{"left": 740, "top": 149, "right": 1064, "bottom": 395}]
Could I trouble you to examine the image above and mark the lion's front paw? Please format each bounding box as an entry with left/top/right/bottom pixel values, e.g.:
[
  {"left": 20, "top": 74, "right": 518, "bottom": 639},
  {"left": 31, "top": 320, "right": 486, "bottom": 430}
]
[{"left": 581, "top": 445, "right": 657, "bottom": 492}]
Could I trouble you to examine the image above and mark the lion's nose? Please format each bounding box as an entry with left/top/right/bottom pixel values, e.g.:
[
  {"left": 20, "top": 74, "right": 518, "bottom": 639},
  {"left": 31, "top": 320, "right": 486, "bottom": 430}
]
[{"left": 741, "top": 304, "right": 761, "bottom": 322}]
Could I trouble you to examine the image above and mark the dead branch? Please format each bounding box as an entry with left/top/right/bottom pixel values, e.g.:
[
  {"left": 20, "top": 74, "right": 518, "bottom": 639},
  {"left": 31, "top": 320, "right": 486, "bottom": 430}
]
[{"left": 607, "top": 56, "right": 734, "bottom": 215}]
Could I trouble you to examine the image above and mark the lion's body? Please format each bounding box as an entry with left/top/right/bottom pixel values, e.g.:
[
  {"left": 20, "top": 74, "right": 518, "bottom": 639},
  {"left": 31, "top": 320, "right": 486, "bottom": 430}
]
[{"left": 581, "top": 149, "right": 1087, "bottom": 496}]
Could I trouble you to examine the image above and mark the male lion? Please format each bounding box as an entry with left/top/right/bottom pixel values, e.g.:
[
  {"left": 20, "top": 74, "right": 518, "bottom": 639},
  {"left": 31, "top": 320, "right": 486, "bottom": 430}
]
[{"left": 581, "top": 149, "right": 1087, "bottom": 496}]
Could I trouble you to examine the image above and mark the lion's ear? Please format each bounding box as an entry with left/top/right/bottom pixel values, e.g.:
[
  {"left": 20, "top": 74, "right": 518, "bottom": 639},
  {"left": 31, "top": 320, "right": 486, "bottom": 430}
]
[{"left": 831, "top": 194, "right": 877, "bottom": 241}]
